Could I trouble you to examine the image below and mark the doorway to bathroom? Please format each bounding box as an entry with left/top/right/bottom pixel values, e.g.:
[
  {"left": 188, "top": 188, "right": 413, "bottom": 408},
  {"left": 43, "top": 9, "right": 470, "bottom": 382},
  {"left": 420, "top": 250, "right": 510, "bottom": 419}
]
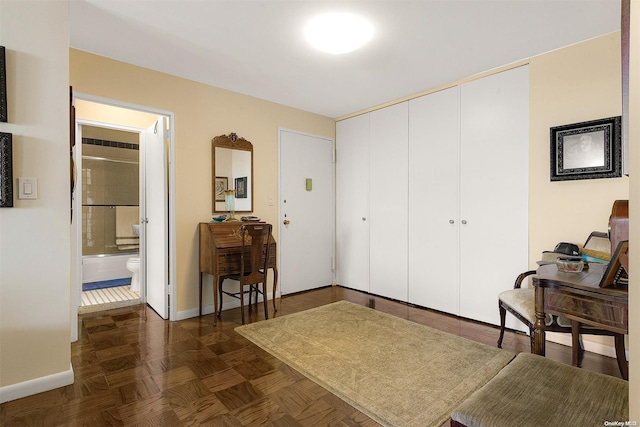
[
  {"left": 78, "top": 124, "right": 142, "bottom": 313},
  {"left": 71, "top": 94, "right": 176, "bottom": 338}
]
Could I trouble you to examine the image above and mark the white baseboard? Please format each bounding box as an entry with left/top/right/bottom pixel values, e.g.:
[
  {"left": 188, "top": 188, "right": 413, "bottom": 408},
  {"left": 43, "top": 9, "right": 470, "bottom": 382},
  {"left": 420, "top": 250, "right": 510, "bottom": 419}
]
[
  {"left": 0, "top": 364, "right": 74, "bottom": 404},
  {"left": 546, "top": 332, "right": 623, "bottom": 359},
  {"left": 176, "top": 296, "right": 267, "bottom": 321}
]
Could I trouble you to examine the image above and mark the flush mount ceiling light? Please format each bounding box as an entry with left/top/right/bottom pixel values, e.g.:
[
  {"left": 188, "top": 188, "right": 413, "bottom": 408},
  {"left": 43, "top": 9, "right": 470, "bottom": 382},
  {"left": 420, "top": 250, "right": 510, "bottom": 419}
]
[{"left": 305, "top": 12, "right": 373, "bottom": 54}]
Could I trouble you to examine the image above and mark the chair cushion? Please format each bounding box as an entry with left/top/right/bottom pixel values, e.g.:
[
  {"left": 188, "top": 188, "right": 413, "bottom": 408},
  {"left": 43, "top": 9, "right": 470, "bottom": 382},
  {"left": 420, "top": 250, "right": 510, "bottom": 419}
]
[
  {"left": 451, "top": 353, "right": 628, "bottom": 427},
  {"left": 499, "top": 288, "right": 553, "bottom": 326}
]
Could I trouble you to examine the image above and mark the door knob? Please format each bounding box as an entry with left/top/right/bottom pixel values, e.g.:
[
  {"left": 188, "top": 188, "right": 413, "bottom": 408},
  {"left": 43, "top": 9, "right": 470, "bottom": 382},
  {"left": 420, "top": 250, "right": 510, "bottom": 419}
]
[
  {"left": 461, "top": 220, "right": 467, "bottom": 225},
  {"left": 449, "top": 220, "right": 455, "bottom": 224},
  {"left": 283, "top": 219, "right": 290, "bottom": 225}
]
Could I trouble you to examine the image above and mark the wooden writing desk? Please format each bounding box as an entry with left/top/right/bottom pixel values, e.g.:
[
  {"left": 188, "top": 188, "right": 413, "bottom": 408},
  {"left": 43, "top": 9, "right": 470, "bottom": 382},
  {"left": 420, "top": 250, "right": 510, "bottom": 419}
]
[
  {"left": 533, "top": 263, "right": 628, "bottom": 379},
  {"left": 199, "top": 222, "right": 277, "bottom": 324}
]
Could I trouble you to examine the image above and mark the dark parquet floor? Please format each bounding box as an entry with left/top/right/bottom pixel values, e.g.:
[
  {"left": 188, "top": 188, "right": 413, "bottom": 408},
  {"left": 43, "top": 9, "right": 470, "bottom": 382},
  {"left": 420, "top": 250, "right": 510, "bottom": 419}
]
[{"left": 0, "top": 286, "right": 623, "bottom": 426}]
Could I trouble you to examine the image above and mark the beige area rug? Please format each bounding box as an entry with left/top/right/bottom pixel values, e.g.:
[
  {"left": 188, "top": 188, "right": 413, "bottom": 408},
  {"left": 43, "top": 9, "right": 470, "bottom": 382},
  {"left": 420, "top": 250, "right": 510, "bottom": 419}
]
[{"left": 236, "top": 301, "right": 515, "bottom": 427}]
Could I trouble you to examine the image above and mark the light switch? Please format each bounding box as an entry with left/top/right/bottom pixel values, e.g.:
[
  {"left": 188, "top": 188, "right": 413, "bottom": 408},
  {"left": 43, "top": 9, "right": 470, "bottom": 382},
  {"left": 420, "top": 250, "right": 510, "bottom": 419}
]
[
  {"left": 305, "top": 178, "right": 312, "bottom": 191},
  {"left": 18, "top": 177, "right": 38, "bottom": 199}
]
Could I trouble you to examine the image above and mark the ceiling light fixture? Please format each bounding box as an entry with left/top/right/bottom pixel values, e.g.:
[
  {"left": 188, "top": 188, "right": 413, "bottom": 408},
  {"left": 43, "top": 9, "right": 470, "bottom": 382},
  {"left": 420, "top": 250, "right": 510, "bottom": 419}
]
[{"left": 305, "top": 12, "right": 373, "bottom": 55}]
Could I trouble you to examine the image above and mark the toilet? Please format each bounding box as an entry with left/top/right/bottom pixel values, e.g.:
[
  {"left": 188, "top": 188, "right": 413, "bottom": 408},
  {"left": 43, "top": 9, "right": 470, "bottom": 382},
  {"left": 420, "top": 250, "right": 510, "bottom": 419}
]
[{"left": 126, "top": 257, "right": 140, "bottom": 292}]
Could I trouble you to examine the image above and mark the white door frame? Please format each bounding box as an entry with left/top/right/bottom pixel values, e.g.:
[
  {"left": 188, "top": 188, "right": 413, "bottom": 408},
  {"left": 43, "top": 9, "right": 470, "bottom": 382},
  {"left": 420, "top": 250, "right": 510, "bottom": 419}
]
[
  {"left": 71, "top": 93, "right": 177, "bottom": 341},
  {"left": 277, "top": 127, "right": 336, "bottom": 297}
]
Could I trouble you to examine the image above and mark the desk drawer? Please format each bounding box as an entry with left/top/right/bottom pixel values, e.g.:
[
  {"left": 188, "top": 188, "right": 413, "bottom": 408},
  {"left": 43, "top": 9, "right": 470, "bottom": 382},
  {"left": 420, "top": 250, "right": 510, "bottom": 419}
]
[
  {"left": 216, "top": 246, "right": 276, "bottom": 274},
  {"left": 545, "top": 289, "right": 628, "bottom": 333}
]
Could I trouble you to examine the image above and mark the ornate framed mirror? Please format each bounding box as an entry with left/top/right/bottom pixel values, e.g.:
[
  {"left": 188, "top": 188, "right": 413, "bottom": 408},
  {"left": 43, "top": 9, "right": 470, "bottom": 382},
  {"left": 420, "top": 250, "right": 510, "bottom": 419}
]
[{"left": 212, "top": 132, "right": 253, "bottom": 213}]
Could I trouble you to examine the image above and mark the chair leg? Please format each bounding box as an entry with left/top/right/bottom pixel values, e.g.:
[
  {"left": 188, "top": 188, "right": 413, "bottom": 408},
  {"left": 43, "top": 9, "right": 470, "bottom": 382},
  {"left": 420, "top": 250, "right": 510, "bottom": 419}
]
[
  {"left": 262, "top": 281, "right": 269, "bottom": 320},
  {"left": 272, "top": 269, "right": 278, "bottom": 313},
  {"left": 239, "top": 283, "right": 246, "bottom": 325},
  {"left": 497, "top": 304, "right": 507, "bottom": 348}
]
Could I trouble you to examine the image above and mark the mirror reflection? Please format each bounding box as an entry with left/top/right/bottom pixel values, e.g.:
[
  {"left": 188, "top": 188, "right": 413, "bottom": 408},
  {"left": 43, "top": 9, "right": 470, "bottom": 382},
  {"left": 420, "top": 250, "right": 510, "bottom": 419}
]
[{"left": 212, "top": 133, "right": 253, "bottom": 213}]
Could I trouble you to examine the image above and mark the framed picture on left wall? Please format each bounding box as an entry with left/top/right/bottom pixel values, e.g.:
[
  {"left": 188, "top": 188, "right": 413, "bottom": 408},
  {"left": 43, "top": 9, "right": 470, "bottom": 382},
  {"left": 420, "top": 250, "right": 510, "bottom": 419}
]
[
  {"left": 1, "top": 46, "right": 6, "bottom": 123},
  {"left": 1, "top": 132, "right": 13, "bottom": 207}
]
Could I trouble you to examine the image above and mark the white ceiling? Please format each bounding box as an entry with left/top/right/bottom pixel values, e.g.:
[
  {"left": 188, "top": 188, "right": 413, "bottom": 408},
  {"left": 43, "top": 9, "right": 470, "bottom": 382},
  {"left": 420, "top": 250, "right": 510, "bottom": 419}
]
[{"left": 70, "top": 0, "right": 621, "bottom": 119}]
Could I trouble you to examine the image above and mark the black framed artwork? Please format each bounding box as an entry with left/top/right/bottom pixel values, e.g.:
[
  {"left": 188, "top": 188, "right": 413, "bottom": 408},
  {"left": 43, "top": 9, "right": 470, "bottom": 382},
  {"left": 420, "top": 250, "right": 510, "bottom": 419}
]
[
  {"left": 550, "top": 116, "right": 622, "bottom": 181},
  {"left": 1, "top": 46, "right": 7, "bottom": 123},
  {"left": 1, "top": 132, "right": 13, "bottom": 207}
]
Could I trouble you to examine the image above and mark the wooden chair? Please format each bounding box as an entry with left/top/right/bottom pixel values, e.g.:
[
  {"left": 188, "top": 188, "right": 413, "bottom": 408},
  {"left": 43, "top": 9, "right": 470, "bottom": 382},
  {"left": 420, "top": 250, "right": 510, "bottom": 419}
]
[
  {"left": 497, "top": 270, "right": 626, "bottom": 374},
  {"left": 218, "top": 223, "right": 272, "bottom": 324}
]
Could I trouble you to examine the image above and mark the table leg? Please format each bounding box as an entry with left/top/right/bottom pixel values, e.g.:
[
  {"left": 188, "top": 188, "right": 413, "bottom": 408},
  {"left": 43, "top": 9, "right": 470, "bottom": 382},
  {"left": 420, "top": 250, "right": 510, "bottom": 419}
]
[
  {"left": 213, "top": 274, "right": 219, "bottom": 326},
  {"left": 614, "top": 334, "right": 628, "bottom": 380},
  {"left": 533, "top": 287, "right": 546, "bottom": 356},
  {"left": 199, "top": 272, "right": 203, "bottom": 317},
  {"left": 571, "top": 320, "right": 582, "bottom": 367}
]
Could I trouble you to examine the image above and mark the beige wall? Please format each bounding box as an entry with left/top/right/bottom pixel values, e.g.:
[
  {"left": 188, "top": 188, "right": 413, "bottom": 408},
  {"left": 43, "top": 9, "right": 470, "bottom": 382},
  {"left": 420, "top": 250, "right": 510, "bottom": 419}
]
[
  {"left": 529, "top": 33, "right": 629, "bottom": 264},
  {"left": 0, "top": 1, "right": 72, "bottom": 393},
  {"left": 70, "top": 49, "right": 336, "bottom": 314}
]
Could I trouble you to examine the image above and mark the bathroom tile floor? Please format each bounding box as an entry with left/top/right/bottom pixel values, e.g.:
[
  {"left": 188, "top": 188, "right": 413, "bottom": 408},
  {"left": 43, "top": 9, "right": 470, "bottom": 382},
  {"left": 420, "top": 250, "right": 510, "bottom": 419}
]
[{"left": 1, "top": 286, "right": 622, "bottom": 426}]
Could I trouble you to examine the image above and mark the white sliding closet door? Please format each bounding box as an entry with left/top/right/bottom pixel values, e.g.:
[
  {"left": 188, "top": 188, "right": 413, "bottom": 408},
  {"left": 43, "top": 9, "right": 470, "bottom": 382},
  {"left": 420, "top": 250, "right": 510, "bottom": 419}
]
[
  {"left": 459, "top": 66, "right": 529, "bottom": 326},
  {"left": 336, "top": 114, "right": 370, "bottom": 292},
  {"left": 369, "top": 102, "right": 409, "bottom": 301},
  {"left": 408, "top": 87, "right": 460, "bottom": 314}
]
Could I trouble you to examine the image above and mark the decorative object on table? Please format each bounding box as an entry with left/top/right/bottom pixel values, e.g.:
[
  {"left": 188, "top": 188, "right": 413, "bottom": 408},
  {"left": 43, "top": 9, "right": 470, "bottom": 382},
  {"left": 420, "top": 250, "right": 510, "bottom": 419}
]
[
  {"left": 0, "top": 132, "right": 12, "bottom": 207},
  {"left": 214, "top": 176, "right": 228, "bottom": 202},
  {"left": 537, "top": 241, "right": 581, "bottom": 265},
  {"left": 0, "top": 46, "right": 6, "bottom": 123},
  {"left": 579, "top": 231, "right": 611, "bottom": 264},
  {"left": 212, "top": 214, "right": 227, "bottom": 222},
  {"left": 224, "top": 189, "right": 238, "bottom": 221},
  {"left": 241, "top": 215, "right": 260, "bottom": 222},
  {"left": 550, "top": 116, "right": 621, "bottom": 181},
  {"left": 600, "top": 240, "right": 629, "bottom": 288},
  {"left": 608, "top": 200, "right": 629, "bottom": 255},
  {"left": 555, "top": 257, "right": 586, "bottom": 273}
]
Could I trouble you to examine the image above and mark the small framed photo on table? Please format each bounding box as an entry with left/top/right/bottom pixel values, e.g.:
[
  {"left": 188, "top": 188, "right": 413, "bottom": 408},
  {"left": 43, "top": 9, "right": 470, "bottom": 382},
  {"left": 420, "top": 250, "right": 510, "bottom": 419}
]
[{"left": 550, "top": 116, "right": 622, "bottom": 181}]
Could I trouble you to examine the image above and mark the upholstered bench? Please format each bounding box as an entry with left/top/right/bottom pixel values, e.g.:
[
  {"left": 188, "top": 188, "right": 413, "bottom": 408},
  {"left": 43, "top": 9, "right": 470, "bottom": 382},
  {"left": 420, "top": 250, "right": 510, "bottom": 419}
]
[{"left": 451, "top": 353, "right": 628, "bottom": 427}]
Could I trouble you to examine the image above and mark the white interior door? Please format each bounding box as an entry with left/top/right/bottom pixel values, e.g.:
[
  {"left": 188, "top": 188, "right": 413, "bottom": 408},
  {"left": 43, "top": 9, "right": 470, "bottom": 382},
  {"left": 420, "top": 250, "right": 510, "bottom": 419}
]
[
  {"left": 279, "top": 129, "right": 334, "bottom": 295},
  {"left": 141, "top": 118, "right": 169, "bottom": 318}
]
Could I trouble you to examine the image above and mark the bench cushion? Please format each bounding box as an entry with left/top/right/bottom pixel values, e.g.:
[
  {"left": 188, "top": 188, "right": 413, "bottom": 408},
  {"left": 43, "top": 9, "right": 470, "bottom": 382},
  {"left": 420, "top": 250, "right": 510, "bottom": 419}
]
[{"left": 451, "top": 353, "right": 628, "bottom": 427}]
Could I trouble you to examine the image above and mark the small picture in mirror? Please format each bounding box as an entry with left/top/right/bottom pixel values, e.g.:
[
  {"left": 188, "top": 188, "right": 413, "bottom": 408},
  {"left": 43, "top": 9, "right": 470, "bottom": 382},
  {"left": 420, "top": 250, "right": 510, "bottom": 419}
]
[
  {"left": 235, "top": 176, "right": 247, "bottom": 199},
  {"left": 215, "top": 177, "right": 228, "bottom": 202}
]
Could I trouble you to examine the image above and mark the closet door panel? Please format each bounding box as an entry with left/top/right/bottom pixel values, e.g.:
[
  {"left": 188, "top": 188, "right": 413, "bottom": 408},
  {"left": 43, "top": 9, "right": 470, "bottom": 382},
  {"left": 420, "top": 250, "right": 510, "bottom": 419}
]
[
  {"left": 408, "top": 87, "right": 460, "bottom": 313},
  {"left": 369, "top": 102, "right": 409, "bottom": 301},
  {"left": 336, "top": 114, "right": 370, "bottom": 292},
  {"left": 459, "top": 66, "right": 530, "bottom": 326}
]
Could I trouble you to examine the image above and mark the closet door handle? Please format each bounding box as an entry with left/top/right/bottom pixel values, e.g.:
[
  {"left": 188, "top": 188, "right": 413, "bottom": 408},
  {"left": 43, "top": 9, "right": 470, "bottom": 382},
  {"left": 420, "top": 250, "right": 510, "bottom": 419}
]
[
  {"left": 461, "top": 220, "right": 467, "bottom": 225},
  {"left": 449, "top": 220, "right": 455, "bottom": 224}
]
